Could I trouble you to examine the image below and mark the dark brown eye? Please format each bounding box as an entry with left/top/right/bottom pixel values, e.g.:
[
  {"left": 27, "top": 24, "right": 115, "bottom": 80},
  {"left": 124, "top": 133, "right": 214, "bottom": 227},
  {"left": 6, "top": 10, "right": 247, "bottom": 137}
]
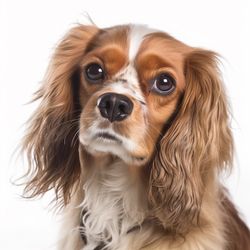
[
  {"left": 85, "top": 63, "right": 105, "bottom": 83},
  {"left": 152, "top": 73, "right": 176, "bottom": 95}
]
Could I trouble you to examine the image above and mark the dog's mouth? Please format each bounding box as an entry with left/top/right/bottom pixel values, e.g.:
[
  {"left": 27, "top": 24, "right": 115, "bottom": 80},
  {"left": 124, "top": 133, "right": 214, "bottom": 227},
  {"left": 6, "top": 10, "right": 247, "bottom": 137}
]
[
  {"left": 94, "top": 132, "right": 122, "bottom": 144},
  {"left": 80, "top": 128, "right": 148, "bottom": 165}
]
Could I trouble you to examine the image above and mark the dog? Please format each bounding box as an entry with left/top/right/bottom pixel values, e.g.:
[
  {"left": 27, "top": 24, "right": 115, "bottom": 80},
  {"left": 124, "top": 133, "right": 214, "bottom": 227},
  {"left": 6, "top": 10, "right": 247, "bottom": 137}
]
[{"left": 22, "top": 24, "right": 250, "bottom": 249}]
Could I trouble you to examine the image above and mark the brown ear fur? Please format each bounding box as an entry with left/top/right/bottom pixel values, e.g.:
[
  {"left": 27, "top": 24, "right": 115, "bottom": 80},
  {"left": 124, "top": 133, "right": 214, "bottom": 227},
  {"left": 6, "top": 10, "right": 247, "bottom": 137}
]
[
  {"left": 22, "top": 25, "right": 98, "bottom": 205},
  {"left": 221, "top": 191, "right": 250, "bottom": 249},
  {"left": 148, "top": 50, "right": 233, "bottom": 232}
]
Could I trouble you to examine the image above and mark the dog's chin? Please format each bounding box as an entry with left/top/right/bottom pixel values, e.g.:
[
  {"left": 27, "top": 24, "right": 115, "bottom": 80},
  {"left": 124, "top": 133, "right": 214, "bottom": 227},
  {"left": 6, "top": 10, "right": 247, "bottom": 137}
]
[{"left": 80, "top": 132, "right": 147, "bottom": 166}]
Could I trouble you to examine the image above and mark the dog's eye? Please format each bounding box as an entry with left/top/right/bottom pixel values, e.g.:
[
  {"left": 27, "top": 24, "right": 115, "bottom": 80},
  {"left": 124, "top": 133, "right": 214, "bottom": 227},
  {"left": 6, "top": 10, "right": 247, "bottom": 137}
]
[
  {"left": 152, "top": 73, "right": 176, "bottom": 95},
  {"left": 85, "top": 63, "right": 105, "bottom": 83}
]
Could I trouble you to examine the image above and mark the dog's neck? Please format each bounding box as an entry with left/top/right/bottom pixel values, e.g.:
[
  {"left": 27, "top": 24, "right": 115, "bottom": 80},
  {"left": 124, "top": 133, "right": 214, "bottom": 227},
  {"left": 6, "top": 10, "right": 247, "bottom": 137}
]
[{"left": 80, "top": 154, "right": 147, "bottom": 249}]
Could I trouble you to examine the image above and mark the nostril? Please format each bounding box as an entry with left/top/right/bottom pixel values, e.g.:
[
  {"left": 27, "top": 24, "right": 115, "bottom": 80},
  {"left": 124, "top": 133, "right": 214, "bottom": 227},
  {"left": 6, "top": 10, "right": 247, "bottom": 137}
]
[
  {"left": 98, "top": 96, "right": 110, "bottom": 108},
  {"left": 118, "top": 103, "right": 126, "bottom": 114},
  {"left": 118, "top": 100, "right": 132, "bottom": 115},
  {"left": 102, "top": 100, "right": 110, "bottom": 109}
]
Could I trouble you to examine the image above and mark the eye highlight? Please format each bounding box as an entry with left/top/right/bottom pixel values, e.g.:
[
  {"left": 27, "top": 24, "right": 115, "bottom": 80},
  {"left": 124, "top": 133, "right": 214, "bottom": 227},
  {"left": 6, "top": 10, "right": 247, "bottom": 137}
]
[
  {"left": 85, "top": 63, "right": 105, "bottom": 83},
  {"left": 151, "top": 73, "right": 176, "bottom": 95}
]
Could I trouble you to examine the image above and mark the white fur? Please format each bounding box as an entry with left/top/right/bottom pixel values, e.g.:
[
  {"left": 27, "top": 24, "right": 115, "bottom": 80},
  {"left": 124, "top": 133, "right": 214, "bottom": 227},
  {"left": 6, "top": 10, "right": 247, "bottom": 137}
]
[
  {"left": 112, "top": 65, "right": 145, "bottom": 104},
  {"left": 79, "top": 123, "right": 139, "bottom": 164},
  {"left": 80, "top": 160, "right": 146, "bottom": 249},
  {"left": 128, "top": 24, "right": 157, "bottom": 61}
]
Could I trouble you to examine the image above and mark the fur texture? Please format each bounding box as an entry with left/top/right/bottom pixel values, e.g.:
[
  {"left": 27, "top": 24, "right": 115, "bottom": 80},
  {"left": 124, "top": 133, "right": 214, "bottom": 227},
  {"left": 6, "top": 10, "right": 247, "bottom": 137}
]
[{"left": 22, "top": 24, "right": 250, "bottom": 250}]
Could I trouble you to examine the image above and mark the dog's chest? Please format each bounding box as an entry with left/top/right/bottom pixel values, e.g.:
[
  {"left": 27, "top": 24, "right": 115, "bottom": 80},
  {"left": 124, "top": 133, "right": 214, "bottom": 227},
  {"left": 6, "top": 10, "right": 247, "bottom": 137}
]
[{"left": 80, "top": 162, "right": 144, "bottom": 250}]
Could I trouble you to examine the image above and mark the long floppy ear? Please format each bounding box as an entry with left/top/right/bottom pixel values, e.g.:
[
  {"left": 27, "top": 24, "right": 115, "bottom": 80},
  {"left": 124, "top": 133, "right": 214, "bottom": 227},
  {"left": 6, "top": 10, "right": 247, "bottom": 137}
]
[
  {"left": 148, "top": 49, "right": 233, "bottom": 232},
  {"left": 22, "top": 25, "right": 98, "bottom": 205}
]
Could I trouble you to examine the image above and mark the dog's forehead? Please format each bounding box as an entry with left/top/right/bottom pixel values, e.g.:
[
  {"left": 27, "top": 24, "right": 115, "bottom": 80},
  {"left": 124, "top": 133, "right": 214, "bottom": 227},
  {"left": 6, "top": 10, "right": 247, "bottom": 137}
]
[{"left": 89, "top": 24, "right": 158, "bottom": 59}]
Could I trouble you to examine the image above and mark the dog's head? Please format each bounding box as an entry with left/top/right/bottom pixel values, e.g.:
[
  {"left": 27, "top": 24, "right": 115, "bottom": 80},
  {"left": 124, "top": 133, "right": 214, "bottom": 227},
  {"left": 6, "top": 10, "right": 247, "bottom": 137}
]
[
  {"left": 23, "top": 24, "right": 233, "bottom": 230},
  {"left": 78, "top": 25, "right": 187, "bottom": 166}
]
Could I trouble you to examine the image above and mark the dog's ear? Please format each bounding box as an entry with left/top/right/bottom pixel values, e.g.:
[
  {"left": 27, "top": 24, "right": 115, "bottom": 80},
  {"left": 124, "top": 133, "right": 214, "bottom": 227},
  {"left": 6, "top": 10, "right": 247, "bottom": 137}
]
[
  {"left": 22, "top": 25, "right": 98, "bottom": 205},
  {"left": 148, "top": 49, "right": 233, "bottom": 232}
]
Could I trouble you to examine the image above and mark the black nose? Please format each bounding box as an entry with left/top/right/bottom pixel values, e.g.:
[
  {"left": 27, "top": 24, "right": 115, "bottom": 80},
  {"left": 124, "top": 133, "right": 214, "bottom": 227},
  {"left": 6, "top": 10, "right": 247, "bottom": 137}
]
[{"left": 98, "top": 93, "right": 133, "bottom": 122}]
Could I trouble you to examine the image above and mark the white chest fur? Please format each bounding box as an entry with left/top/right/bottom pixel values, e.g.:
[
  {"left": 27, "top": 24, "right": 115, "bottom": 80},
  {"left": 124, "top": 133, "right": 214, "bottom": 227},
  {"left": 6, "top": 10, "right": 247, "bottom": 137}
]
[{"left": 81, "top": 161, "right": 146, "bottom": 250}]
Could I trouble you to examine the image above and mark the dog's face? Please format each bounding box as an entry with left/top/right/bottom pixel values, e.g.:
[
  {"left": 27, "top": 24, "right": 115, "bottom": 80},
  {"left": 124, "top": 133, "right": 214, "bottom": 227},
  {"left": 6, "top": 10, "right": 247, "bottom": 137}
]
[{"left": 79, "top": 25, "right": 188, "bottom": 165}]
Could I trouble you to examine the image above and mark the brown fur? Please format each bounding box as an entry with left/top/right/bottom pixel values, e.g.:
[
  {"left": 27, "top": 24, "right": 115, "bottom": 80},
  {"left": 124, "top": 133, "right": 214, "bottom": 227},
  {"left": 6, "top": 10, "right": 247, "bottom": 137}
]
[
  {"left": 22, "top": 25, "right": 99, "bottom": 204},
  {"left": 221, "top": 192, "right": 250, "bottom": 250},
  {"left": 148, "top": 49, "right": 233, "bottom": 232}
]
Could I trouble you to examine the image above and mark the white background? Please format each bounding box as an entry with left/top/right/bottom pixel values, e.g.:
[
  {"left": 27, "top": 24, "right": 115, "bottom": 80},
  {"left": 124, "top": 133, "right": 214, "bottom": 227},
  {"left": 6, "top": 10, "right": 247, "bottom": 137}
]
[{"left": 0, "top": 0, "right": 249, "bottom": 249}]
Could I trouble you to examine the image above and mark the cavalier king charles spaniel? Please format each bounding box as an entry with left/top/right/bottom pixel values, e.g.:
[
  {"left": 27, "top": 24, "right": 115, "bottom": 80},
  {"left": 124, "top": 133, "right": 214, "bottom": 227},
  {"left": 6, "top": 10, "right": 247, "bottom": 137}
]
[{"left": 23, "top": 24, "right": 250, "bottom": 249}]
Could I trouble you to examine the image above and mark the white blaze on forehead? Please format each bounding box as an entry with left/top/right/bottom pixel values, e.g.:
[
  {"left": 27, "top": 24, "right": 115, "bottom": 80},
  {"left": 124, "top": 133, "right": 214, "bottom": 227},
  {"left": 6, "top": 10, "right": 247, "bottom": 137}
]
[
  {"left": 129, "top": 24, "right": 157, "bottom": 61},
  {"left": 111, "top": 64, "right": 145, "bottom": 103}
]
